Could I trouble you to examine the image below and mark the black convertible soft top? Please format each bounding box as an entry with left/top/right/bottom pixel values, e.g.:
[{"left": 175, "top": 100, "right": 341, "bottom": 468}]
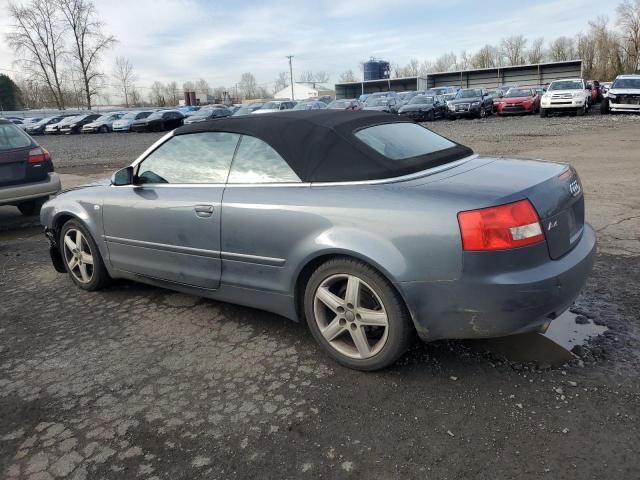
[{"left": 174, "top": 110, "right": 473, "bottom": 182}]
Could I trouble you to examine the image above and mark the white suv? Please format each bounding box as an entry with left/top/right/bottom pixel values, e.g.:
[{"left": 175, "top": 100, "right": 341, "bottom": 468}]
[
  {"left": 540, "top": 78, "right": 590, "bottom": 117},
  {"left": 601, "top": 74, "right": 640, "bottom": 114}
]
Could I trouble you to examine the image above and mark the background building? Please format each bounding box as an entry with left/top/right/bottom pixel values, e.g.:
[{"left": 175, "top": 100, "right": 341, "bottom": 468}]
[{"left": 273, "top": 82, "right": 335, "bottom": 100}]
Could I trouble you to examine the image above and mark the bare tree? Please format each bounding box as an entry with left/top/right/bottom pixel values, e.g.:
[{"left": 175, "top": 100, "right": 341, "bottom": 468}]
[
  {"left": 432, "top": 52, "right": 457, "bottom": 72},
  {"left": 238, "top": 72, "right": 258, "bottom": 99},
  {"left": 338, "top": 69, "right": 356, "bottom": 82},
  {"left": 194, "top": 78, "right": 210, "bottom": 95},
  {"left": 149, "top": 81, "right": 166, "bottom": 107},
  {"left": 165, "top": 81, "right": 180, "bottom": 105},
  {"left": 616, "top": 0, "right": 640, "bottom": 72},
  {"left": 6, "top": 0, "right": 67, "bottom": 109},
  {"left": 273, "top": 72, "right": 289, "bottom": 93},
  {"left": 471, "top": 45, "right": 497, "bottom": 69},
  {"left": 458, "top": 51, "right": 472, "bottom": 71},
  {"left": 56, "top": 0, "right": 116, "bottom": 109},
  {"left": 297, "top": 71, "right": 314, "bottom": 83},
  {"left": 527, "top": 37, "right": 546, "bottom": 64},
  {"left": 501, "top": 35, "right": 528, "bottom": 65},
  {"left": 313, "top": 71, "right": 330, "bottom": 83},
  {"left": 112, "top": 56, "right": 137, "bottom": 107},
  {"left": 549, "top": 36, "right": 575, "bottom": 61}
]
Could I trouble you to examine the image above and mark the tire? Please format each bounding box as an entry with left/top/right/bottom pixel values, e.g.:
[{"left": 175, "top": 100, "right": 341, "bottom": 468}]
[
  {"left": 59, "top": 219, "right": 110, "bottom": 291},
  {"left": 600, "top": 99, "right": 610, "bottom": 114},
  {"left": 540, "top": 108, "right": 548, "bottom": 118},
  {"left": 576, "top": 105, "right": 586, "bottom": 116},
  {"left": 427, "top": 110, "right": 435, "bottom": 121},
  {"left": 478, "top": 107, "right": 486, "bottom": 119},
  {"left": 99, "top": 125, "right": 108, "bottom": 133},
  {"left": 304, "top": 258, "right": 414, "bottom": 371},
  {"left": 17, "top": 197, "right": 46, "bottom": 216}
]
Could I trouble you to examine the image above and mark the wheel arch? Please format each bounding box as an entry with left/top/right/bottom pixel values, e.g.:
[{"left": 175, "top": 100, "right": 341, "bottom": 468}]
[{"left": 292, "top": 249, "right": 414, "bottom": 329}]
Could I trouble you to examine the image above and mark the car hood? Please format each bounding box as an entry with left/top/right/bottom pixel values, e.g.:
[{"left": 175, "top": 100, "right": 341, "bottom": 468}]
[
  {"left": 448, "top": 97, "right": 481, "bottom": 104},
  {"left": 364, "top": 106, "right": 389, "bottom": 111},
  {"left": 608, "top": 88, "right": 640, "bottom": 95},
  {"left": 497, "top": 96, "right": 534, "bottom": 103},
  {"left": 399, "top": 104, "right": 433, "bottom": 112},
  {"left": 184, "top": 117, "right": 208, "bottom": 124},
  {"left": 113, "top": 119, "right": 134, "bottom": 127},
  {"left": 253, "top": 109, "right": 279, "bottom": 114},
  {"left": 546, "top": 90, "right": 585, "bottom": 95}
]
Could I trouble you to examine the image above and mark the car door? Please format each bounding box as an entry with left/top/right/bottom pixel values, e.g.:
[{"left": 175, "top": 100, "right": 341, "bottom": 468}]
[
  {"left": 220, "top": 134, "right": 306, "bottom": 293},
  {"left": 102, "top": 131, "right": 240, "bottom": 289}
]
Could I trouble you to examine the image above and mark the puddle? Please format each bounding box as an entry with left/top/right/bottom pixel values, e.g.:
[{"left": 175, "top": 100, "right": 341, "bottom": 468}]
[
  {"left": 542, "top": 310, "right": 608, "bottom": 351},
  {"left": 467, "top": 310, "right": 608, "bottom": 366}
]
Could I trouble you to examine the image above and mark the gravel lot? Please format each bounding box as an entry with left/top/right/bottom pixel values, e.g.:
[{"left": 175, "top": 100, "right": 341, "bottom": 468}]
[{"left": 1, "top": 111, "right": 639, "bottom": 479}]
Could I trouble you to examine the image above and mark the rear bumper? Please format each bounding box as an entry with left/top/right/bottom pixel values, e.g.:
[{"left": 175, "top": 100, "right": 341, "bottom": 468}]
[
  {"left": 398, "top": 224, "right": 597, "bottom": 341},
  {"left": 0, "top": 173, "right": 61, "bottom": 206}
]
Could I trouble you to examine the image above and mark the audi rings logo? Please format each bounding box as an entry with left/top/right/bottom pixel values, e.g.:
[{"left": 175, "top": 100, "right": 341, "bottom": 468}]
[{"left": 569, "top": 179, "right": 581, "bottom": 197}]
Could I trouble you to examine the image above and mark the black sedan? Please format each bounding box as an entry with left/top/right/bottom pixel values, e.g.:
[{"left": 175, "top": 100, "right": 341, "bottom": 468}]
[
  {"left": 398, "top": 95, "right": 447, "bottom": 121},
  {"left": 447, "top": 88, "right": 494, "bottom": 119},
  {"left": 130, "top": 110, "right": 185, "bottom": 132},
  {"left": 25, "top": 115, "right": 75, "bottom": 136},
  {"left": 59, "top": 114, "right": 101, "bottom": 134},
  {"left": 183, "top": 107, "right": 232, "bottom": 125}
]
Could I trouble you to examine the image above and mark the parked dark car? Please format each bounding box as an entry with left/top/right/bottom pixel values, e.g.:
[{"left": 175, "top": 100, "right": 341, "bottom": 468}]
[
  {"left": 24, "top": 115, "right": 74, "bottom": 136},
  {"left": 130, "top": 110, "right": 185, "bottom": 132},
  {"left": 292, "top": 101, "right": 327, "bottom": 111},
  {"left": 0, "top": 119, "right": 60, "bottom": 216},
  {"left": 363, "top": 97, "right": 401, "bottom": 114},
  {"left": 494, "top": 88, "right": 540, "bottom": 115},
  {"left": 183, "top": 107, "right": 232, "bottom": 125},
  {"left": 327, "top": 99, "right": 362, "bottom": 110},
  {"left": 233, "top": 103, "right": 264, "bottom": 116},
  {"left": 45, "top": 115, "right": 81, "bottom": 135},
  {"left": 41, "top": 110, "right": 596, "bottom": 371},
  {"left": 398, "top": 95, "right": 447, "bottom": 121},
  {"left": 447, "top": 88, "right": 493, "bottom": 119},
  {"left": 59, "top": 114, "right": 102, "bottom": 134}
]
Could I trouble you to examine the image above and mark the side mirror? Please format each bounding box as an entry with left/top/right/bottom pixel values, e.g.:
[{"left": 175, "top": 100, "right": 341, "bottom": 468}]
[{"left": 111, "top": 166, "right": 134, "bottom": 186}]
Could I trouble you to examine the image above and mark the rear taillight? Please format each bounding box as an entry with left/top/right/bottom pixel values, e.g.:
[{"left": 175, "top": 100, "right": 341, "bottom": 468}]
[
  {"left": 28, "top": 147, "right": 51, "bottom": 164},
  {"left": 457, "top": 199, "right": 545, "bottom": 251}
]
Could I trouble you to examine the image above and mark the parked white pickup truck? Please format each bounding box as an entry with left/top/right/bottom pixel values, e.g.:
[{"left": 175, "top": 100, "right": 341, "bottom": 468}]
[
  {"left": 601, "top": 74, "right": 640, "bottom": 114},
  {"left": 540, "top": 78, "right": 590, "bottom": 117}
]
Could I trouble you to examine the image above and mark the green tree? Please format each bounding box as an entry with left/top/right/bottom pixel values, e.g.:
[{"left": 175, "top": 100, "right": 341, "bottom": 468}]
[{"left": 0, "top": 74, "right": 23, "bottom": 111}]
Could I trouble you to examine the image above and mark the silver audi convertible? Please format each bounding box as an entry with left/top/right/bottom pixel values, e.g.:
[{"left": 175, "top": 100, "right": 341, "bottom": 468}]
[{"left": 42, "top": 111, "right": 596, "bottom": 370}]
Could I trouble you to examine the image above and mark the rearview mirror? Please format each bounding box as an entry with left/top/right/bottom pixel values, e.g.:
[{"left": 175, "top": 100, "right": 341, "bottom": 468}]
[{"left": 111, "top": 166, "right": 134, "bottom": 186}]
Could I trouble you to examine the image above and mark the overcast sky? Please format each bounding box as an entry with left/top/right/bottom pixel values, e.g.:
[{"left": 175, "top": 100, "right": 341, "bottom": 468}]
[{"left": 0, "top": 0, "right": 606, "bottom": 96}]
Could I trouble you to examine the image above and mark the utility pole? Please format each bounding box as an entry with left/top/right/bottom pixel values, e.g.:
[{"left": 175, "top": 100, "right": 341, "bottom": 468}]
[{"left": 286, "top": 55, "right": 295, "bottom": 100}]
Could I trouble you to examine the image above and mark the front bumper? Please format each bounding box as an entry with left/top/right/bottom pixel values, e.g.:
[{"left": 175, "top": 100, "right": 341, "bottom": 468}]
[
  {"left": 496, "top": 103, "right": 534, "bottom": 114},
  {"left": 82, "top": 126, "right": 99, "bottom": 133},
  {"left": 0, "top": 173, "right": 61, "bottom": 206},
  {"left": 609, "top": 102, "right": 640, "bottom": 112},
  {"left": 448, "top": 105, "right": 481, "bottom": 117},
  {"left": 398, "top": 224, "right": 597, "bottom": 341},
  {"left": 541, "top": 98, "right": 584, "bottom": 110}
]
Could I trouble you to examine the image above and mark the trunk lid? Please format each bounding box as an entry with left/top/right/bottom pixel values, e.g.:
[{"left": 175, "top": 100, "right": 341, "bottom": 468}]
[
  {"left": 403, "top": 156, "right": 585, "bottom": 259},
  {"left": 0, "top": 146, "right": 30, "bottom": 186}
]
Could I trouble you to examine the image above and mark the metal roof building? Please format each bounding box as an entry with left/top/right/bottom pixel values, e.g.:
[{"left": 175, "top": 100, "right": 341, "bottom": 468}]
[{"left": 334, "top": 60, "right": 583, "bottom": 98}]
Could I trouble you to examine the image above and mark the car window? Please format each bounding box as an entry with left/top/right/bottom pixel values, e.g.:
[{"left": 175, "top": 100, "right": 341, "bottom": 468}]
[
  {"left": 137, "top": 132, "right": 240, "bottom": 184},
  {"left": 355, "top": 123, "right": 456, "bottom": 160},
  {"left": 0, "top": 123, "right": 31, "bottom": 151},
  {"left": 227, "top": 135, "right": 300, "bottom": 184}
]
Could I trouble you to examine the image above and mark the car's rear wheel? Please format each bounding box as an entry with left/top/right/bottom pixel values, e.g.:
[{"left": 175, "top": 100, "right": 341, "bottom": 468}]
[
  {"left": 304, "top": 258, "right": 413, "bottom": 371},
  {"left": 60, "top": 220, "right": 110, "bottom": 291},
  {"left": 17, "top": 197, "right": 46, "bottom": 216}
]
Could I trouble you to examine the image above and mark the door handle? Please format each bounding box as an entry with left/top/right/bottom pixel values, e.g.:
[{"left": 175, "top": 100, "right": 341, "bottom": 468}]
[{"left": 194, "top": 204, "right": 214, "bottom": 217}]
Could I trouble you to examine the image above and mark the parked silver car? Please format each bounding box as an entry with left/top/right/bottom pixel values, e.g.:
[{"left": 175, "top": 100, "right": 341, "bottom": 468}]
[
  {"left": 82, "top": 112, "right": 125, "bottom": 133},
  {"left": 41, "top": 111, "right": 596, "bottom": 370}
]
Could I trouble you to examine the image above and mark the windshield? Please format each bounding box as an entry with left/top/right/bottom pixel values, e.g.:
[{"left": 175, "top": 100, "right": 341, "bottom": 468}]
[
  {"left": 455, "top": 89, "right": 481, "bottom": 99},
  {"left": 549, "top": 80, "right": 583, "bottom": 90},
  {"left": 59, "top": 116, "right": 79, "bottom": 125},
  {"left": 0, "top": 123, "right": 31, "bottom": 151},
  {"left": 612, "top": 78, "right": 640, "bottom": 89},
  {"left": 121, "top": 111, "right": 142, "bottom": 120},
  {"left": 408, "top": 95, "right": 434, "bottom": 105},
  {"left": 368, "top": 98, "right": 390, "bottom": 107},
  {"left": 505, "top": 89, "right": 533, "bottom": 98},
  {"left": 147, "top": 112, "right": 165, "bottom": 120},
  {"left": 429, "top": 88, "right": 449, "bottom": 95},
  {"left": 94, "top": 114, "right": 113, "bottom": 122},
  {"left": 260, "top": 102, "right": 280, "bottom": 109}
]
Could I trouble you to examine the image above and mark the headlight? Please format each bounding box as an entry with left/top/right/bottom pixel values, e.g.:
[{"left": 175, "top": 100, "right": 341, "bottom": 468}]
[
  {"left": 471, "top": 101, "right": 480, "bottom": 106},
  {"left": 542, "top": 94, "right": 550, "bottom": 100},
  {"left": 69, "top": 124, "right": 77, "bottom": 128},
  {"left": 572, "top": 92, "right": 582, "bottom": 98},
  {"left": 608, "top": 94, "right": 616, "bottom": 100}
]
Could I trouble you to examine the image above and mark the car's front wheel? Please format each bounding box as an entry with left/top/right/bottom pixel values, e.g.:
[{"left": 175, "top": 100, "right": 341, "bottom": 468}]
[
  {"left": 304, "top": 258, "right": 413, "bottom": 371},
  {"left": 540, "top": 108, "right": 548, "bottom": 118},
  {"left": 60, "top": 220, "right": 110, "bottom": 291},
  {"left": 576, "top": 104, "right": 586, "bottom": 116},
  {"left": 99, "top": 125, "right": 109, "bottom": 133},
  {"left": 600, "top": 99, "right": 610, "bottom": 114}
]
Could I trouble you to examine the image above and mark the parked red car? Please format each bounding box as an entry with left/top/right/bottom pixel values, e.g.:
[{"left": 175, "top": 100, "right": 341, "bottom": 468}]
[
  {"left": 586, "top": 81, "right": 601, "bottom": 104},
  {"left": 494, "top": 87, "right": 540, "bottom": 115}
]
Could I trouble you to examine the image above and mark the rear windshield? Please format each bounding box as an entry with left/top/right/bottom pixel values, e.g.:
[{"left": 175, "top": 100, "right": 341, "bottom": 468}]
[
  {"left": 355, "top": 123, "right": 456, "bottom": 160},
  {"left": 0, "top": 123, "right": 31, "bottom": 151}
]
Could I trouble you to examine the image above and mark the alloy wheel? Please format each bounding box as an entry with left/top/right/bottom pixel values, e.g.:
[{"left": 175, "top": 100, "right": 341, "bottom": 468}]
[
  {"left": 313, "top": 274, "right": 389, "bottom": 359},
  {"left": 62, "top": 229, "right": 94, "bottom": 284}
]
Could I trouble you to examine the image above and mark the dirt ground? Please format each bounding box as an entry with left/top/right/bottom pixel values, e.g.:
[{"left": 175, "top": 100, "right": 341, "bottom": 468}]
[{"left": 1, "top": 113, "right": 639, "bottom": 480}]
